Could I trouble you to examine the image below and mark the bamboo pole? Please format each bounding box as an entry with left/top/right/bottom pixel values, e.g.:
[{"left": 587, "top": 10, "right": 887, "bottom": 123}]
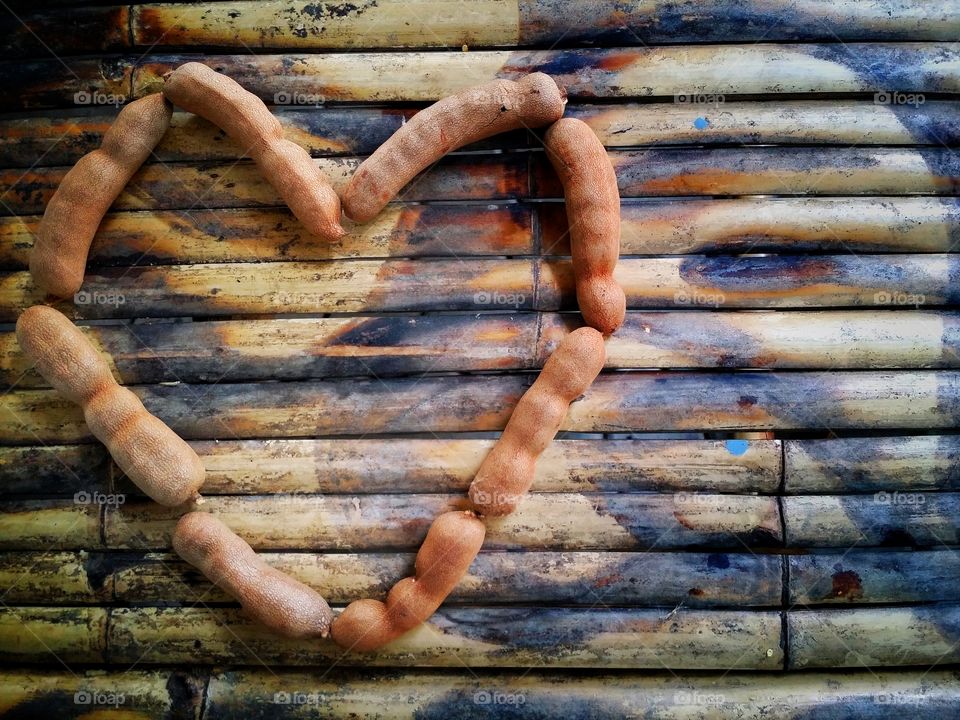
[
  {"left": 0, "top": 607, "right": 107, "bottom": 664},
  {"left": 788, "top": 605, "right": 960, "bottom": 669},
  {"left": 4, "top": 101, "right": 957, "bottom": 170},
  {"left": 568, "top": 101, "right": 960, "bottom": 147},
  {"left": 0, "top": 155, "right": 528, "bottom": 216},
  {"left": 4, "top": 255, "right": 958, "bottom": 321},
  {"left": 789, "top": 549, "right": 960, "bottom": 605},
  {"left": 5, "top": 2, "right": 958, "bottom": 57},
  {"left": 0, "top": 669, "right": 204, "bottom": 718},
  {"left": 532, "top": 148, "right": 960, "bottom": 198},
  {"left": 4, "top": 45, "right": 958, "bottom": 110},
  {"left": 203, "top": 668, "right": 960, "bottom": 718},
  {"left": 544, "top": 197, "right": 960, "bottom": 255},
  {"left": 3, "top": 197, "right": 959, "bottom": 269},
  {"left": 5, "top": 146, "right": 959, "bottom": 218},
  {"left": 0, "top": 550, "right": 783, "bottom": 607},
  {"left": 785, "top": 436, "right": 960, "bottom": 493},
  {"left": 783, "top": 494, "right": 960, "bottom": 548},
  {"left": 6, "top": 311, "right": 960, "bottom": 390},
  {"left": 0, "top": 203, "right": 533, "bottom": 268},
  {"left": 0, "top": 500, "right": 100, "bottom": 550},
  {"left": 103, "top": 606, "right": 785, "bottom": 668},
  {"left": 101, "top": 494, "right": 782, "bottom": 551},
  {"left": 0, "top": 443, "right": 109, "bottom": 496},
  {"left": 3, "top": 371, "right": 959, "bottom": 443},
  {"left": 0, "top": 438, "right": 781, "bottom": 497},
  {"left": 3, "top": 669, "right": 958, "bottom": 718}
]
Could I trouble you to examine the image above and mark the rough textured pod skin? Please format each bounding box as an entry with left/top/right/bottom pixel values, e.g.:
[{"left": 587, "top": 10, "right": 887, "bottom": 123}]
[
  {"left": 162, "top": 62, "right": 344, "bottom": 239},
  {"left": 342, "top": 73, "right": 566, "bottom": 222},
  {"left": 29, "top": 94, "right": 172, "bottom": 298},
  {"left": 545, "top": 118, "right": 626, "bottom": 334},
  {"left": 173, "top": 512, "right": 334, "bottom": 639},
  {"left": 469, "top": 327, "right": 606, "bottom": 516},
  {"left": 15, "top": 305, "right": 204, "bottom": 506},
  {"left": 331, "top": 510, "right": 485, "bottom": 651}
]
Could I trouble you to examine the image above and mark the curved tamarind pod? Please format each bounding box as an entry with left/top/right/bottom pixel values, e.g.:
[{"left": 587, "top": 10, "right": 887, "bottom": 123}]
[
  {"left": 331, "top": 510, "right": 485, "bottom": 651},
  {"left": 468, "top": 327, "right": 605, "bottom": 516},
  {"left": 162, "top": 62, "right": 344, "bottom": 240},
  {"left": 544, "top": 118, "right": 626, "bottom": 335},
  {"left": 342, "top": 73, "right": 566, "bottom": 223},
  {"left": 30, "top": 94, "right": 172, "bottom": 298},
  {"left": 15, "top": 305, "right": 204, "bottom": 507},
  {"left": 174, "top": 512, "right": 334, "bottom": 639}
]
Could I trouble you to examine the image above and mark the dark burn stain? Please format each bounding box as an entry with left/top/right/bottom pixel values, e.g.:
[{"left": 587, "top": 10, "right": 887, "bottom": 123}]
[
  {"left": 827, "top": 570, "right": 864, "bottom": 601},
  {"left": 881, "top": 529, "right": 918, "bottom": 547},
  {"left": 738, "top": 394, "right": 758, "bottom": 408},
  {"left": 83, "top": 552, "right": 145, "bottom": 596},
  {"left": 707, "top": 553, "right": 730, "bottom": 570},
  {"left": 688, "top": 587, "right": 705, "bottom": 597},
  {"left": 301, "top": 1, "right": 376, "bottom": 20}
]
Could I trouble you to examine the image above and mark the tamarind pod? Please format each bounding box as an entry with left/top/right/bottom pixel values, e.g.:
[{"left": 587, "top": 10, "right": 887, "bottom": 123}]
[
  {"left": 15, "top": 305, "right": 204, "bottom": 507},
  {"left": 29, "top": 93, "right": 172, "bottom": 298},
  {"left": 331, "top": 510, "right": 485, "bottom": 651},
  {"left": 545, "top": 117, "right": 626, "bottom": 334},
  {"left": 468, "top": 327, "right": 605, "bottom": 516},
  {"left": 173, "top": 512, "right": 334, "bottom": 639},
  {"left": 162, "top": 62, "right": 344, "bottom": 240},
  {"left": 341, "top": 73, "right": 566, "bottom": 223}
]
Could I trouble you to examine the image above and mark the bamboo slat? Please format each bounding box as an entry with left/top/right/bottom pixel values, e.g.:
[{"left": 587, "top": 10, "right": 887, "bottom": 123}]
[
  {"left": 542, "top": 255, "right": 960, "bottom": 310},
  {"left": 0, "top": 260, "right": 538, "bottom": 321},
  {"left": 4, "top": 371, "right": 960, "bottom": 443},
  {"left": 545, "top": 197, "right": 960, "bottom": 255},
  {"left": 4, "top": 45, "right": 958, "bottom": 110},
  {"left": 4, "top": 101, "right": 958, "bottom": 170},
  {"left": 0, "top": 6, "right": 129, "bottom": 57},
  {"left": 0, "top": 107, "right": 529, "bottom": 168},
  {"left": 0, "top": 550, "right": 783, "bottom": 608},
  {"left": 5, "top": 256, "right": 959, "bottom": 322},
  {"left": 203, "top": 669, "right": 960, "bottom": 719},
  {"left": 0, "top": 314, "right": 542, "bottom": 387},
  {"left": 128, "top": 45, "right": 960, "bottom": 101},
  {"left": 102, "top": 606, "right": 784, "bottom": 668},
  {"left": 5, "top": 2, "right": 959, "bottom": 56},
  {"left": 4, "top": 197, "right": 959, "bottom": 270},
  {"left": 533, "top": 148, "right": 960, "bottom": 198},
  {"left": 0, "top": 155, "right": 527, "bottom": 216},
  {"left": 567, "top": 101, "right": 960, "bottom": 147},
  {"left": 0, "top": 607, "right": 107, "bottom": 665},
  {"left": 785, "top": 436, "right": 960, "bottom": 493},
  {"left": 0, "top": 204, "right": 533, "bottom": 269},
  {"left": 546, "top": 311, "right": 960, "bottom": 370},
  {"left": 0, "top": 444, "right": 110, "bottom": 495},
  {"left": 124, "top": 1, "right": 960, "bottom": 49},
  {"left": 789, "top": 605, "right": 960, "bottom": 669},
  {"left": 0, "top": 500, "right": 100, "bottom": 549},
  {"left": 789, "top": 549, "right": 960, "bottom": 605},
  {"left": 0, "top": 551, "right": 111, "bottom": 604},
  {"left": 0, "top": 57, "right": 131, "bottom": 111},
  {"left": 1, "top": 438, "right": 780, "bottom": 497},
  {"left": 100, "top": 494, "right": 782, "bottom": 551},
  {"left": 5, "top": 311, "right": 959, "bottom": 391},
  {"left": 783, "top": 494, "right": 960, "bottom": 548},
  {"left": 5, "top": 147, "right": 959, "bottom": 219},
  {"left": 2, "top": 668, "right": 957, "bottom": 718},
  {"left": 0, "top": 669, "right": 204, "bottom": 718}
]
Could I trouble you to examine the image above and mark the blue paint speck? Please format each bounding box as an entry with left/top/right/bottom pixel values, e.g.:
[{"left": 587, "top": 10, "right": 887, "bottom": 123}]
[
  {"left": 725, "top": 439, "right": 749, "bottom": 456},
  {"left": 693, "top": 116, "right": 710, "bottom": 130}
]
